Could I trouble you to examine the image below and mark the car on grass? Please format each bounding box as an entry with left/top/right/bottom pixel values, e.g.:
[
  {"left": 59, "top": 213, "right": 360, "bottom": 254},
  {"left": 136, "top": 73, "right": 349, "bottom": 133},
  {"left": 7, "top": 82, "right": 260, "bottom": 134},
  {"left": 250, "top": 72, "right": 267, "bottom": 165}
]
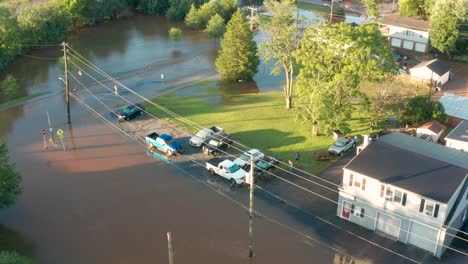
[
  {"left": 117, "top": 103, "right": 144, "bottom": 121},
  {"left": 328, "top": 137, "right": 356, "bottom": 156},
  {"left": 189, "top": 126, "right": 224, "bottom": 147},
  {"left": 146, "top": 132, "right": 183, "bottom": 157},
  {"left": 206, "top": 158, "right": 246, "bottom": 186},
  {"left": 234, "top": 149, "right": 265, "bottom": 168},
  {"left": 202, "top": 133, "right": 233, "bottom": 156}
]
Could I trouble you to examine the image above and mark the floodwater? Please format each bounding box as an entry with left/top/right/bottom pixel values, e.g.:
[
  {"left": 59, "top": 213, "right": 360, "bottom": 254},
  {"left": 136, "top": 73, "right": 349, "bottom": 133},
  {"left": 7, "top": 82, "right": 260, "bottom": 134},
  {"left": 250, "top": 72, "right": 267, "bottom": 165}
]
[{"left": 0, "top": 15, "right": 348, "bottom": 264}]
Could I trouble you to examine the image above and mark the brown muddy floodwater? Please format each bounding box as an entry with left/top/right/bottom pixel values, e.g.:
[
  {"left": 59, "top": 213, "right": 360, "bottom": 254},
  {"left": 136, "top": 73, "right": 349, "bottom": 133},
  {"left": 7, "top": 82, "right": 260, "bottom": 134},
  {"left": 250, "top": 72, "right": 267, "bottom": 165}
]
[{"left": 0, "top": 15, "right": 344, "bottom": 264}]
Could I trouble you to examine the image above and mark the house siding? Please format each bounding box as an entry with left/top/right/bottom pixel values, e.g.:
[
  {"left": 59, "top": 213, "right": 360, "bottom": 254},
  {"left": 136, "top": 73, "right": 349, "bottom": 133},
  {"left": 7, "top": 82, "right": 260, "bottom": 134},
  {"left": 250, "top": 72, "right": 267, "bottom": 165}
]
[
  {"left": 337, "top": 169, "right": 460, "bottom": 257},
  {"left": 380, "top": 24, "right": 429, "bottom": 53}
]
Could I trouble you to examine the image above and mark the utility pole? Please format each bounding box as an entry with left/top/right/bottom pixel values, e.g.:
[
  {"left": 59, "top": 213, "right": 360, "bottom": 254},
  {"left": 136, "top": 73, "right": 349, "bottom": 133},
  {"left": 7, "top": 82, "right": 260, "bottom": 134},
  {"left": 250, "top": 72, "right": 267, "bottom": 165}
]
[
  {"left": 247, "top": 6, "right": 257, "bottom": 31},
  {"left": 329, "top": 0, "right": 334, "bottom": 23},
  {"left": 248, "top": 155, "right": 254, "bottom": 258},
  {"left": 62, "top": 42, "right": 71, "bottom": 124},
  {"left": 167, "top": 232, "right": 174, "bottom": 264}
]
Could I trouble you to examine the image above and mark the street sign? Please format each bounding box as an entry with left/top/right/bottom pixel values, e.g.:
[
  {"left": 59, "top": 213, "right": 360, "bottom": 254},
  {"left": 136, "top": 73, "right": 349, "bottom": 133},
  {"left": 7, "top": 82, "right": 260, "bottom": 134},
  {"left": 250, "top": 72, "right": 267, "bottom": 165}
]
[
  {"left": 56, "top": 129, "right": 64, "bottom": 139},
  {"left": 41, "top": 129, "right": 47, "bottom": 135}
]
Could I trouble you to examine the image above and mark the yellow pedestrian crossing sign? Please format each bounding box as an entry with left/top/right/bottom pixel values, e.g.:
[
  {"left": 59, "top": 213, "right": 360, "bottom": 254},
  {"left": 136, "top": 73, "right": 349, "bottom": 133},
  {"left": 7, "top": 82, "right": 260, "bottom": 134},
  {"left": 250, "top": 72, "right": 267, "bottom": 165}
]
[{"left": 56, "top": 129, "right": 64, "bottom": 139}]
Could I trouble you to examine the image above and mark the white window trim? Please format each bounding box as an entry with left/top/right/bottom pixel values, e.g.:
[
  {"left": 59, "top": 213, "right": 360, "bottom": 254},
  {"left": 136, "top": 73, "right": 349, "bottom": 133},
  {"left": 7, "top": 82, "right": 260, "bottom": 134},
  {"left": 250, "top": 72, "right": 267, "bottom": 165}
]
[
  {"left": 382, "top": 185, "right": 405, "bottom": 205},
  {"left": 424, "top": 200, "right": 436, "bottom": 216}
]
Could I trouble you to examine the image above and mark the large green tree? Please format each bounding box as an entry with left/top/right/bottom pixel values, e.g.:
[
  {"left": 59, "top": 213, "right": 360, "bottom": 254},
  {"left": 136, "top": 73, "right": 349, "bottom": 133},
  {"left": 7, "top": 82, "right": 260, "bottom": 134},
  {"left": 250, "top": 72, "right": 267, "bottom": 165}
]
[
  {"left": 362, "top": 0, "right": 380, "bottom": 17},
  {"left": 430, "top": 0, "right": 468, "bottom": 55},
  {"left": 204, "top": 14, "right": 225, "bottom": 39},
  {"left": 215, "top": 9, "right": 259, "bottom": 81},
  {"left": 294, "top": 22, "right": 397, "bottom": 135},
  {"left": 166, "top": 0, "right": 192, "bottom": 21},
  {"left": 260, "top": 0, "right": 300, "bottom": 110},
  {"left": 402, "top": 95, "right": 447, "bottom": 126},
  {"left": 139, "top": 0, "right": 170, "bottom": 15},
  {"left": 0, "top": 141, "right": 21, "bottom": 209},
  {"left": 399, "top": 0, "right": 434, "bottom": 18},
  {"left": 0, "top": 8, "right": 22, "bottom": 70}
]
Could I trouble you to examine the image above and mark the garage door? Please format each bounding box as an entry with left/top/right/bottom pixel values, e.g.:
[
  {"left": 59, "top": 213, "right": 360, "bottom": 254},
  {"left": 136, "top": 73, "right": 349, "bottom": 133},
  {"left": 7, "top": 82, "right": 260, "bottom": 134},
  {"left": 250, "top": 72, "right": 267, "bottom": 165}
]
[
  {"left": 414, "top": 43, "right": 426, "bottom": 53},
  {"left": 376, "top": 212, "right": 400, "bottom": 238},
  {"left": 391, "top": 38, "right": 402, "bottom": 47},
  {"left": 408, "top": 221, "right": 439, "bottom": 253},
  {"left": 403, "top": 40, "right": 414, "bottom": 50}
]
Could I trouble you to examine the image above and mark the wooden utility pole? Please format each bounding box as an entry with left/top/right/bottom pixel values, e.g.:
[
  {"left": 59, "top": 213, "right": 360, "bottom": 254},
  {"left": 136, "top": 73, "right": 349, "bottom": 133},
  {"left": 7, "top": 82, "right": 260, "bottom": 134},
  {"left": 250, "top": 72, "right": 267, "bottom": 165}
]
[
  {"left": 62, "top": 42, "right": 71, "bottom": 124},
  {"left": 329, "top": 0, "right": 334, "bottom": 23},
  {"left": 248, "top": 155, "right": 254, "bottom": 257},
  {"left": 247, "top": 6, "right": 258, "bottom": 31},
  {"left": 167, "top": 232, "right": 174, "bottom": 264}
]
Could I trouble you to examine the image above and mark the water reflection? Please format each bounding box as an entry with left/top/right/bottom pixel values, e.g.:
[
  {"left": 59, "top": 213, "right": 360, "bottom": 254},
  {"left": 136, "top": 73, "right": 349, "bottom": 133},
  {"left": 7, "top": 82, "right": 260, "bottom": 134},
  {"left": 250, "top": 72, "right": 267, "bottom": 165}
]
[
  {"left": 0, "top": 225, "right": 34, "bottom": 260},
  {"left": 0, "top": 105, "right": 25, "bottom": 138}
]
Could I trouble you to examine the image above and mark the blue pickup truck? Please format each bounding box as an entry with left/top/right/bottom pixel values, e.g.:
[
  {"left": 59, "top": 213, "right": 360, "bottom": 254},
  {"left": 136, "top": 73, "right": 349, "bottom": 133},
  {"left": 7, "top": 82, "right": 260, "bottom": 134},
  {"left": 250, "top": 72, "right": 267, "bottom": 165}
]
[{"left": 145, "top": 132, "right": 183, "bottom": 156}]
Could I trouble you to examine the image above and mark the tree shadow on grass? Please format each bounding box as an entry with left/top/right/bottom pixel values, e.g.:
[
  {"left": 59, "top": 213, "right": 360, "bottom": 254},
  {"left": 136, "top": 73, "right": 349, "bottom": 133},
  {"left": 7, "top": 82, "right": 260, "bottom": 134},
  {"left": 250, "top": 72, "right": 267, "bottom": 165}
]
[{"left": 230, "top": 129, "right": 306, "bottom": 152}]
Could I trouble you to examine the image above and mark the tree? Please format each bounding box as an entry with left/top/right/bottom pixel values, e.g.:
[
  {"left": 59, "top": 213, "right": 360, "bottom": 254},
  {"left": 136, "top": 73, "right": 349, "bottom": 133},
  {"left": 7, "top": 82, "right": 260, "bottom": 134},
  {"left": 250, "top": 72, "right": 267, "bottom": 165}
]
[
  {"left": 214, "top": 0, "right": 237, "bottom": 21},
  {"left": 362, "top": 0, "right": 379, "bottom": 17},
  {"left": 166, "top": 0, "right": 192, "bottom": 21},
  {"left": 168, "top": 27, "right": 183, "bottom": 42},
  {"left": 402, "top": 96, "right": 447, "bottom": 126},
  {"left": 215, "top": 9, "right": 259, "bottom": 81},
  {"left": 0, "top": 140, "right": 21, "bottom": 209},
  {"left": 185, "top": 4, "right": 203, "bottom": 28},
  {"left": 362, "top": 83, "right": 403, "bottom": 129},
  {"left": 260, "top": 0, "right": 300, "bottom": 110},
  {"left": 294, "top": 22, "right": 397, "bottom": 135},
  {"left": 139, "top": 0, "right": 170, "bottom": 15},
  {"left": 430, "top": 0, "right": 467, "bottom": 55},
  {"left": 0, "top": 74, "right": 19, "bottom": 99},
  {"left": 399, "top": 0, "right": 434, "bottom": 18},
  {"left": 0, "top": 8, "right": 22, "bottom": 70},
  {"left": 0, "top": 251, "right": 32, "bottom": 264},
  {"left": 204, "top": 14, "right": 225, "bottom": 39}
]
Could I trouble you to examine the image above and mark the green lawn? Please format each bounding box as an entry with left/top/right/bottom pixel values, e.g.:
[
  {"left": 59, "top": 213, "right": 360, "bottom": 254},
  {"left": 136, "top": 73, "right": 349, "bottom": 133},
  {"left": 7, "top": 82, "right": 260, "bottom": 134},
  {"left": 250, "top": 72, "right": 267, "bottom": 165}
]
[
  {"left": 0, "top": 92, "right": 50, "bottom": 110},
  {"left": 146, "top": 82, "right": 375, "bottom": 174}
]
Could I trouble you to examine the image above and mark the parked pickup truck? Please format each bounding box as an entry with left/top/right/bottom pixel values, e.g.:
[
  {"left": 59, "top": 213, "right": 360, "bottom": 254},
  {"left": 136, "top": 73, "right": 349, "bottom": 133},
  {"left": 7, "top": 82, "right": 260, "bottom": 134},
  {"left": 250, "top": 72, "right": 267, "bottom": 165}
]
[
  {"left": 189, "top": 126, "right": 224, "bottom": 147},
  {"left": 202, "top": 132, "right": 232, "bottom": 156},
  {"left": 206, "top": 158, "right": 246, "bottom": 186},
  {"left": 146, "top": 132, "right": 183, "bottom": 156}
]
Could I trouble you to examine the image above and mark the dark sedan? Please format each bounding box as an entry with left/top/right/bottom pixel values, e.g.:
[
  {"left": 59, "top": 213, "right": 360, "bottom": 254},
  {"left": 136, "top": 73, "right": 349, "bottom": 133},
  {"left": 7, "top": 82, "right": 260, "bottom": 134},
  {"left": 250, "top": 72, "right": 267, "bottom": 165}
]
[{"left": 117, "top": 103, "right": 145, "bottom": 121}]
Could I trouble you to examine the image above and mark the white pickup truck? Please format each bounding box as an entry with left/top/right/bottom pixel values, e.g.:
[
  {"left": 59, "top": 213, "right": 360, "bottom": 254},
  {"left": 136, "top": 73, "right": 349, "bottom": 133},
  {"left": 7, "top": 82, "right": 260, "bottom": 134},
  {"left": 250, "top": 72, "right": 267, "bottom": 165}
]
[
  {"left": 206, "top": 158, "right": 246, "bottom": 186},
  {"left": 189, "top": 126, "right": 224, "bottom": 147}
]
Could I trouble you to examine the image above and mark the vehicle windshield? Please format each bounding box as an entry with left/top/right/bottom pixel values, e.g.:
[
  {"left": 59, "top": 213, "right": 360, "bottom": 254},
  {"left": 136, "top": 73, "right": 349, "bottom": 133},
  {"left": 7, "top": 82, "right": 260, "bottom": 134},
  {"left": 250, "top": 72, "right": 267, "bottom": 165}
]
[
  {"left": 123, "top": 107, "right": 133, "bottom": 114},
  {"left": 239, "top": 153, "right": 250, "bottom": 161},
  {"left": 228, "top": 164, "right": 241, "bottom": 173},
  {"left": 256, "top": 160, "right": 268, "bottom": 169},
  {"left": 195, "top": 131, "right": 208, "bottom": 138},
  {"left": 165, "top": 138, "right": 174, "bottom": 145},
  {"left": 334, "top": 140, "right": 346, "bottom": 147},
  {"left": 208, "top": 140, "right": 220, "bottom": 146}
]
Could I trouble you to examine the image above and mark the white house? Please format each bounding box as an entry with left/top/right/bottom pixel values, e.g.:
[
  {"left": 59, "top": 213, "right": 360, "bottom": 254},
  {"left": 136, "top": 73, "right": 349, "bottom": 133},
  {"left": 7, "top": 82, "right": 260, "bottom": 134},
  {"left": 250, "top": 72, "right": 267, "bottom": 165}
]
[
  {"left": 416, "top": 121, "right": 445, "bottom": 142},
  {"left": 445, "top": 120, "right": 468, "bottom": 152},
  {"left": 337, "top": 133, "right": 468, "bottom": 258},
  {"left": 410, "top": 59, "right": 451, "bottom": 87},
  {"left": 379, "top": 14, "right": 429, "bottom": 53}
]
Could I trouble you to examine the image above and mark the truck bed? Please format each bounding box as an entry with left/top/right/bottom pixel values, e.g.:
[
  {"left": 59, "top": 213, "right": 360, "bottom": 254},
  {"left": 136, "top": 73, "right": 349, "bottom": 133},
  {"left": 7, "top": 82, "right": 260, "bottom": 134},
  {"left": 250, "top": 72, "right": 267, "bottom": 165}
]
[
  {"left": 209, "top": 126, "right": 224, "bottom": 133},
  {"left": 206, "top": 157, "right": 223, "bottom": 166}
]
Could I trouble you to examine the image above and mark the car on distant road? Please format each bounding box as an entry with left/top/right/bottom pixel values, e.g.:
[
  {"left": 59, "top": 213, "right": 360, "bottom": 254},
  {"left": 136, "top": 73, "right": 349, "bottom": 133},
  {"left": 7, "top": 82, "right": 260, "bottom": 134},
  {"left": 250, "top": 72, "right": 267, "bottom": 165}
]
[
  {"left": 234, "top": 149, "right": 265, "bottom": 168},
  {"left": 328, "top": 137, "right": 356, "bottom": 156},
  {"left": 146, "top": 132, "right": 183, "bottom": 156},
  {"left": 189, "top": 126, "right": 224, "bottom": 147},
  {"left": 202, "top": 133, "right": 233, "bottom": 156},
  {"left": 117, "top": 103, "right": 144, "bottom": 121}
]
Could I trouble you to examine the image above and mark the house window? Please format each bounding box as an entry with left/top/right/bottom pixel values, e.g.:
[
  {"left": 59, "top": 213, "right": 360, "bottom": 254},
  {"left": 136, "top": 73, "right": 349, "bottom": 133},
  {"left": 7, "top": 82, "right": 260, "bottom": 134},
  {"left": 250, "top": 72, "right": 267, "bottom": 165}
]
[
  {"left": 349, "top": 173, "right": 354, "bottom": 186},
  {"left": 422, "top": 200, "right": 440, "bottom": 218},
  {"left": 361, "top": 178, "right": 366, "bottom": 191},
  {"left": 385, "top": 187, "right": 393, "bottom": 201},
  {"left": 394, "top": 190, "right": 403, "bottom": 203},
  {"left": 354, "top": 178, "right": 361, "bottom": 188},
  {"left": 380, "top": 184, "right": 385, "bottom": 198}
]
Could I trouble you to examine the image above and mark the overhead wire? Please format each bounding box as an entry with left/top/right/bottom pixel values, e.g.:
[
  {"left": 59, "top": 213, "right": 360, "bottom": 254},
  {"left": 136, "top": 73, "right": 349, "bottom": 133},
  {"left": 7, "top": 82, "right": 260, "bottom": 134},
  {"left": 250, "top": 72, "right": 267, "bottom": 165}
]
[
  {"left": 69, "top": 82, "right": 360, "bottom": 263},
  {"left": 65, "top": 45, "right": 468, "bottom": 241}
]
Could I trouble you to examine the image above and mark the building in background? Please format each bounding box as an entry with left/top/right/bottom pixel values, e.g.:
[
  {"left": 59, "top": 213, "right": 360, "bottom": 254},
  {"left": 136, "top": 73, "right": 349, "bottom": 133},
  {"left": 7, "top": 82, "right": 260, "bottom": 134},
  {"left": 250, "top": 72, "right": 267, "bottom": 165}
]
[{"left": 379, "top": 14, "right": 429, "bottom": 53}]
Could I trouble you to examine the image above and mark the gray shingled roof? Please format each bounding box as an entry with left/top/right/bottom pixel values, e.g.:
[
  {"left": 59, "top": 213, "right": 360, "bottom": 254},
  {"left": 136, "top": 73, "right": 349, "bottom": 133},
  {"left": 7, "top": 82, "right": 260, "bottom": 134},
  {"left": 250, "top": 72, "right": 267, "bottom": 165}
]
[
  {"left": 379, "top": 14, "right": 429, "bottom": 31},
  {"left": 378, "top": 133, "right": 468, "bottom": 169},
  {"left": 446, "top": 120, "right": 468, "bottom": 143},
  {"left": 345, "top": 133, "right": 468, "bottom": 203},
  {"left": 439, "top": 93, "right": 468, "bottom": 120},
  {"left": 412, "top": 59, "right": 450, "bottom": 76}
]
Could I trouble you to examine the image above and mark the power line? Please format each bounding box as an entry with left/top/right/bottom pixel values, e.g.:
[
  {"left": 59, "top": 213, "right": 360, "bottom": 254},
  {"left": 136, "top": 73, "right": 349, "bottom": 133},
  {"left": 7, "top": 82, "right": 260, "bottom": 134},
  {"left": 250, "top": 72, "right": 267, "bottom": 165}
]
[
  {"left": 69, "top": 91, "right": 360, "bottom": 263},
  {"left": 65, "top": 45, "right": 468, "bottom": 244}
]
